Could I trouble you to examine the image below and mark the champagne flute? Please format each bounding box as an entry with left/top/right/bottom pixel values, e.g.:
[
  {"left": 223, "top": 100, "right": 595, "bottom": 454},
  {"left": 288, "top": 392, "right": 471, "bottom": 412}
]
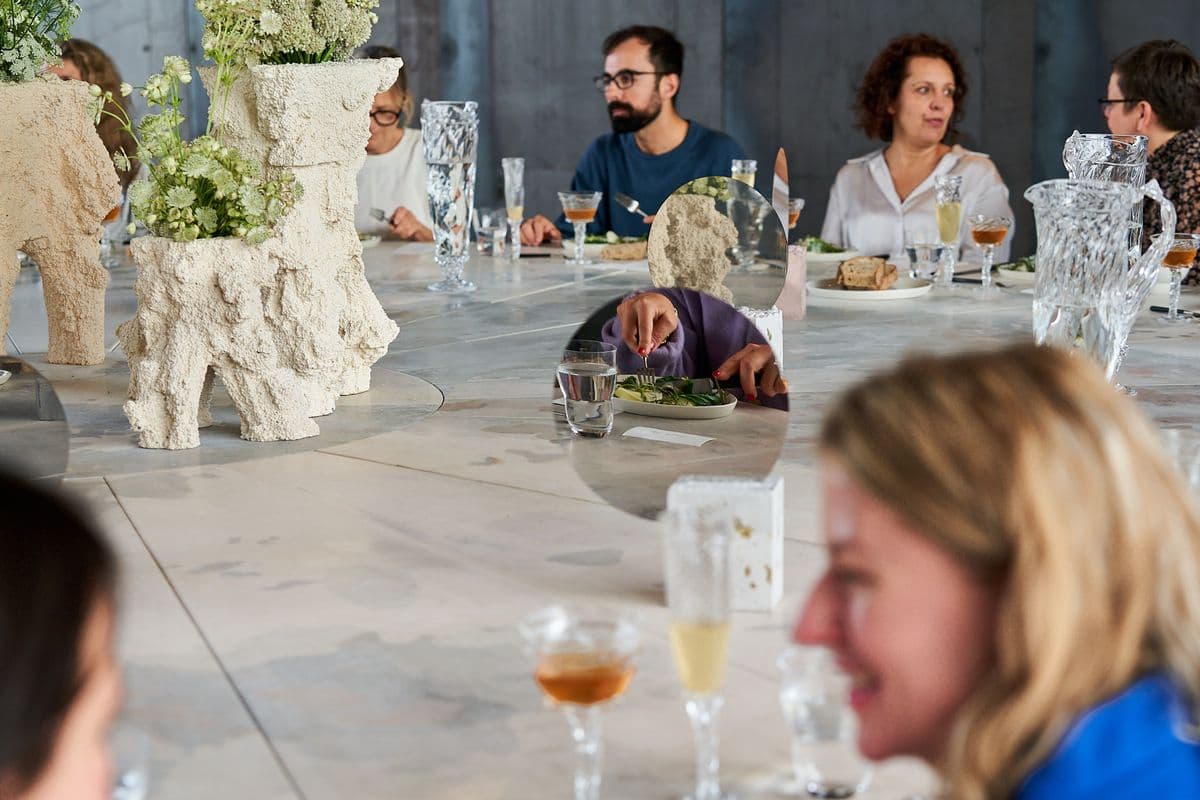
[
  {"left": 933, "top": 175, "right": 963, "bottom": 288},
  {"left": 503, "top": 157, "right": 525, "bottom": 261},
  {"left": 731, "top": 159, "right": 757, "bottom": 187},
  {"left": 559, "top": 191, "right": 603, "bottom": 265},
  {"left": 1152, "top": 233, "right": 1200, "bottom": 322},
  {"left": 966, "top": 214, "right": 1012, "bottom": 293},
  {"left": 519, "top": 605, "right": 639, "bottom": 800},
  {"left": 664, "top": 503, "right": 734, "bottom": 800}
]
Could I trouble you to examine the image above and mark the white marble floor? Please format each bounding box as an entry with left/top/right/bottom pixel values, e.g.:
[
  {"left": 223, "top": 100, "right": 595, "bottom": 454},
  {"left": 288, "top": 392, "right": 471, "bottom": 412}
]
[{"left": 13, "top": 245, "right": 1200, "bottom": 798}]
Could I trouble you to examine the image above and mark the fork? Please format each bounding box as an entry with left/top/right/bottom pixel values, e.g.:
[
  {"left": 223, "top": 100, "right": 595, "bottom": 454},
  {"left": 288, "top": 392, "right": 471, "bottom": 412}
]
[
  {"left": 614, "top": 192, "right": 650, "bottom": 222},
  {"left": 635, "top": 352, "right": 656, "bottom": 387},
  {"left": 369, "top": 208, "right": 390, "bottom": 224}
]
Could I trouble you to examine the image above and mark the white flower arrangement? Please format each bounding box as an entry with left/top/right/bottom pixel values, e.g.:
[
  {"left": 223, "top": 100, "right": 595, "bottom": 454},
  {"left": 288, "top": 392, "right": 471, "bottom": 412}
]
[
  {"left": 94, "top": 56, "right": 301, "bottom": 245},
  {"left": 196, "top": 0, "right": 380, "bottom": 67},
  {"left": 0, "top": 0, "right": 80, "bottom": 83}
]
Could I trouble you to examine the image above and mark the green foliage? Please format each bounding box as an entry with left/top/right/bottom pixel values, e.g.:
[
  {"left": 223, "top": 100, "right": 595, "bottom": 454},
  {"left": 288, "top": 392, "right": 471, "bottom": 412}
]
[{"left": 0, "top": 0, "right": 79, "bottom": 83}]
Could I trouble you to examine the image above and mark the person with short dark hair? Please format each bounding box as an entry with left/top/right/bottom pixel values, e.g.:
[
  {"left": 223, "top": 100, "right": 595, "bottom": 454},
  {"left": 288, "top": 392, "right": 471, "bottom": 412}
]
[
  {"left": 821, "top": 34, "right": 1012, "bottom": 262},
  {"left": 353, "top": 45, "right": 433, "bottom": 242},
  {"left": 1104, "top": 39, "right": 1200, "bottom": 281},
  {"left": 0, "top": 471, "right": 120, "bottom": 800},
  {"left": 521, "top": 25, "right": 746, "bottom": 245}
]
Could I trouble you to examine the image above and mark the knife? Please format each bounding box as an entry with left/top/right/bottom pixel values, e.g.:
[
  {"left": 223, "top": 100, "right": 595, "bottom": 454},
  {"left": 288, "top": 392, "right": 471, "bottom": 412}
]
[
  {"left": 1150, "top": 305, "right": 1200, "bottom": 319},
  {"left": 614, "top": 193, "right": 651, "bottom": 222}
]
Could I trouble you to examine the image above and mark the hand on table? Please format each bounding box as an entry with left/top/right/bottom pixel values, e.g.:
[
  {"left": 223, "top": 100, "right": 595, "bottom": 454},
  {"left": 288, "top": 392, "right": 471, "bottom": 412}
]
[
  {"left": 388, "top": 207, "right": 433, "bottom": 242},
  {"left": 615, "top": 291, "right": 678, "bottom": 357},
  {"left": 713, "top": 343, "right": 787, "bottom": 403},
  {"left": 520, "top": 215, "right": 563, "bottom": 246}
]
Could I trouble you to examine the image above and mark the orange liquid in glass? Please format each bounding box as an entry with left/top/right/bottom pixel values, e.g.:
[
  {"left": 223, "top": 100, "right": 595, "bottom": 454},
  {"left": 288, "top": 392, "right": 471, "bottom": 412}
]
[
  {"left": 535, "top": 652, "right": 634, "bottom": 705},
  {"left": 788, "top": 211, "right": 800, "bottom": 229},
  {"left": 971, "top": 227, "right": 1008, "bottom": 246},
  {"left": 564, "top": 208, "right": 597, "bottom": 223},
  {"left": 104, "top": 205, "right": 121, "bottom": 223},
  {"left": 1164, "top": 247, "right": 1198, "bottom": 269}
]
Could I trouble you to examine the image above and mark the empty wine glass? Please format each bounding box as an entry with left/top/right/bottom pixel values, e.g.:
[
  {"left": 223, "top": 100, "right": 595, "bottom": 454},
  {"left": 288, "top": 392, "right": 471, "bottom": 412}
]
[
  {"left": 518, "top": 605, "right": 639, "bottom": 800},
  {"left": 664, "top": 503, "right": 734, "bottom": 800},
  {"left": 966, "top": 214, "right": 1012, "bottom": 294},
  {"left": 1152, "top": 232, "right": 1199, "bottom": 322},
  {"left": 777, "top": 647, "right": 873, "bottom": 799},
  {"left": 559, "top": 191, "right": 603, "bottom": 265}
]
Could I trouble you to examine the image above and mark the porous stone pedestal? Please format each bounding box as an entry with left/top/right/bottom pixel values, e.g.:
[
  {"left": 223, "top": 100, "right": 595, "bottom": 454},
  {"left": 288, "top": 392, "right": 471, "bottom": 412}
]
[
  {"left": 0, "top": 79, "right": 120, "bottom": 365},
  {"left": 119, "top": 236, "right": 317, "bottom": 449},
  {"left": 203, "top": 59, "right": 402, "bottom": 416}
]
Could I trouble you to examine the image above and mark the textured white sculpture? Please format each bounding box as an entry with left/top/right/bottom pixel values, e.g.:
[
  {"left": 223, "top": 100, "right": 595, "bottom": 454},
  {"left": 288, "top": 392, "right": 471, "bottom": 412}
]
[
  {"left": 119, "top": 236, "right": 318, "bottom": 449},
  {"left": 0, "top": 80, "right": 120, "bottom": 365},
  {"left": 667, "top": 475, "right": 786, "bottom": 612},
  {"left": 203, "top": 60, "right": 402, "bottom": 416}
]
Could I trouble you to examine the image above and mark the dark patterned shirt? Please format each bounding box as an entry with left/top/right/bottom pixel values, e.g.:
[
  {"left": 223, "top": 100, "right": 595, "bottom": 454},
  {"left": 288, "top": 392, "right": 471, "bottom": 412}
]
[{"left": 1143, "top": 128, "right": 1200, "bottom": 284}]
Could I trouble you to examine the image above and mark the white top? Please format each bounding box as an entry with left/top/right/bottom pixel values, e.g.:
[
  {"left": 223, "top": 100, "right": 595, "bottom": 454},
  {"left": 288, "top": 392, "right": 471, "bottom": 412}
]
[
  {"left": 820, "top": 144, "right": 1014, "bottom": 263},
  {"left": 354, "top": 130, "right": 432, "bottom": 235}
]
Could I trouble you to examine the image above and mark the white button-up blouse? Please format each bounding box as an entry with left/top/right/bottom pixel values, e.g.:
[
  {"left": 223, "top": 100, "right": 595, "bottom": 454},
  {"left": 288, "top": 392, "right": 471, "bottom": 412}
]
[{"left": 820, "top": 144, "right": 1014, "bottom": 263}]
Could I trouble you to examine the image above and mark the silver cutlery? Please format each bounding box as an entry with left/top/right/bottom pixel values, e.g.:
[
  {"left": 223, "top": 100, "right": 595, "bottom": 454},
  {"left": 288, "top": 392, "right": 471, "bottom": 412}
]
[
  {"left": 614, "top": 192, "right": 650, "bottom": 221},
  {"left": 369, "top": 208, "right": 390, "bottom": 224}
]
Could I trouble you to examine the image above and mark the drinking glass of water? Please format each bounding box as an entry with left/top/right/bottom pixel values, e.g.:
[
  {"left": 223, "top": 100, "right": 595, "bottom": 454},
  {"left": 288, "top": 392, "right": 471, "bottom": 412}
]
[
  {"left": 473, "top": 207, "right": 508, "bottom": 257},
  {"left": 777, "top": 646, "right": 873, "bottom": 798},
  {"left": 557, "top": 340, "right": 617, "bottom": 438},
  {"left": 422, "top": 100, "right": 479, "bottom": 294},
  {"left": 903, "top": 223, "right": 945, "bottom": 281}
]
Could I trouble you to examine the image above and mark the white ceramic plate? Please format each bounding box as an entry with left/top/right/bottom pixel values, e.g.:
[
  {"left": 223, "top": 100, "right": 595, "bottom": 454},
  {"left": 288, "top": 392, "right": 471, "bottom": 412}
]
[
  {"left": 0, "top": 369, "right": 10, "bottom": 386},
  {"left": 613, "top": 377, "right": 737, "bottom": 420},
  {"left": 358, "top": 234, "right": 382, "bottom": 249},
  {"left": 996, "top": 267, "right": 1036, "bottom": 287},
  {"left": 803, "top": 248, "right": 859, "bottom": 264},
  {"left": 561, "top": 241, "right": 607, "bottom": 260},
  {"left": 807, "top": 276, "right": 933, "bottom": 302}
]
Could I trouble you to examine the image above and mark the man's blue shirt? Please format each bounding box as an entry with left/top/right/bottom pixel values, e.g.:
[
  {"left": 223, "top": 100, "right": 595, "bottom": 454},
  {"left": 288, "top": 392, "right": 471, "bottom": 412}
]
[{"left": 556, "top": 121, "right": 746, "bottom": 238}]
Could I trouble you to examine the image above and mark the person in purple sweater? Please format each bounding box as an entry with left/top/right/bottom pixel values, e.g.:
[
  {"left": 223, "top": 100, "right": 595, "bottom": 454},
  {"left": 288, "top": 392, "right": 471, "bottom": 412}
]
[
  {"left": 600, "top": 287, "right": 787, "bottom": 408},
  {"left": 794, "top": 344, "right": 1200, "bottom": 799}
]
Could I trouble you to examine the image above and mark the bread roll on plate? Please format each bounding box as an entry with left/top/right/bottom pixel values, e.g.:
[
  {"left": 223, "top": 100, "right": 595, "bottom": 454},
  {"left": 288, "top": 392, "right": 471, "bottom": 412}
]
[{"left": 835, "top": 256, "right": 898, "bottom": 290}]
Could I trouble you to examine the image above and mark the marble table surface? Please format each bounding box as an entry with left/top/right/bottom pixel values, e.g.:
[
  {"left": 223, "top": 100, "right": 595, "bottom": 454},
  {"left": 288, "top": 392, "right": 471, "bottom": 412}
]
[{"left": 8, "top": 243, "right": 1200, "bottom": 799}]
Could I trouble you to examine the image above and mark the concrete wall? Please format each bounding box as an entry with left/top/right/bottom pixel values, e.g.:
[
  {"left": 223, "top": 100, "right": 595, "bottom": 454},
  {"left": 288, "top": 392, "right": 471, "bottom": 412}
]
[{"left": 73, "top": 0, "right": 1200, "bottom": 257}]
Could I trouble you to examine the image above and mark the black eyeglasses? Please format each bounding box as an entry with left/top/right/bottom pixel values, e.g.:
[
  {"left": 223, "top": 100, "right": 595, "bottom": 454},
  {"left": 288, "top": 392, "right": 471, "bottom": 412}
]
[
  {"left": 592, "top": 70, "right": 664, "bottom": 91},
  {"left": 370, "top": 109, "right": 402, "bottom": 125},
  {"left": 1098, "top": 97, "right": 1144, "bottom": 108}
]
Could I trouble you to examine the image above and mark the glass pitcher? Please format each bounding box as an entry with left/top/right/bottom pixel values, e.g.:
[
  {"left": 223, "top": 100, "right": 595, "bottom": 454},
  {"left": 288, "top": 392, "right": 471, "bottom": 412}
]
[
  {"left": 1062, "top": 131, "right": 1149, "bottom": 258},
  {"left": 1024, "top": 178, "right": 1174, "bottom": 381}
]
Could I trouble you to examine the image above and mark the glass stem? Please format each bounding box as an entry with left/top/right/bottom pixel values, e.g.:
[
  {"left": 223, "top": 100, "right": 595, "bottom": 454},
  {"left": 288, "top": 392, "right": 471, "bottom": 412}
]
[
  {"left": 685, "top": 693, "right": 723, "bottom": 800},
  {"left": 573, "top": 222, "right": 587, "bottom": 263},
  {"left": 939, "top": 245, "right": 954, "bottom": 287},
  {"left": 980, "top": 245, "right": 994, "bottom": 289},
  {"left": 562, "top": 705, "right": 603, "bottom": 800},
  {"left": 1169, "top": 268, "right": 1185, "bottom": 320},
  {"left": 509, "top": 219, "right": 522, "bottom": 261}
]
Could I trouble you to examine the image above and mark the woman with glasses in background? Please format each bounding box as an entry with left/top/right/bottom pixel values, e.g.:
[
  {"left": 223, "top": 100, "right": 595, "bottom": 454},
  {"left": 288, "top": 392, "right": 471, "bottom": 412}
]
[
  {"left": 354, "top": 45, "right": 433, "bottom": 242},
  {"left": 1104, "top": 39, "right": 1200, "bottom": 285},
  {"left": 820, "top": 34, "right": 1012, "bottom": 264}
]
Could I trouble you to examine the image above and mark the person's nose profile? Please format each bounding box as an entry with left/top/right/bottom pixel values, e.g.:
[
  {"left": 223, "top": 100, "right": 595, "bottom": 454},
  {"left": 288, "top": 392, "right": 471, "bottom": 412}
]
[{"left": 793, "top": 572, "right": 839, "bottom": 646}]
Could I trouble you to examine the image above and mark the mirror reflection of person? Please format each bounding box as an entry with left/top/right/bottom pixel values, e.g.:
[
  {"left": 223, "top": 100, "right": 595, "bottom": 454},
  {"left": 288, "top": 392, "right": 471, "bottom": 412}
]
[
  {"left": 795, "top": 344, "right": 1200, "bottom": 798},
  {"left": 0, "top": 471, "right": 120, "bottom": 800},
  {"left": 47, "top": 39, "right": 140, "bottom": 192},
  {"left": 820, "top": 34, "right": 1012, "bottom": 263},
  {"left": 601, "top": 287, "right": 787, "bottom": 408},
  {"left": 521, "top": 26, "right": 746, "bottom": 246},
  {"left": 353, "top": 45, "right": 433, "bottom": 242},
  {"left": 1103, "top": 39, "right": 1200, "bottom": 284}
]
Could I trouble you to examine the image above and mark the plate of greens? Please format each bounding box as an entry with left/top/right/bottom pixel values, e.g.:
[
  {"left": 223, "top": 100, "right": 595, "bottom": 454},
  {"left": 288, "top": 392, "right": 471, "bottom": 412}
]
[
  {"left": 800, "top": 235, "right": 858, "bottom": 264},
  {"left": 996, "top": 255, "right": 1036, "bottom": 286},
  {"left": 612, "top": 375, "right": 736, "bottom": 420}
]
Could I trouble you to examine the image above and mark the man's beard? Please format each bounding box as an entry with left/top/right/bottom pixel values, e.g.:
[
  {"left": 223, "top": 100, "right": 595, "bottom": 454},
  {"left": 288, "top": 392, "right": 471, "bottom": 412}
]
[{"left": 608, "top": 96, "right": 662, "bottom": 134}]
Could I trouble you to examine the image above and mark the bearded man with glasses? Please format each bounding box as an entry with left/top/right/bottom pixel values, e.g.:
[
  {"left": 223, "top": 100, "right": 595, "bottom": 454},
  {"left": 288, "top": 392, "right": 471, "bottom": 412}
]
[
  {"left": 521, "top": 26, "right": 746, "bottom": 246},
  {"left": 354, "top": 45, "right": 434, "bottom": 242}
]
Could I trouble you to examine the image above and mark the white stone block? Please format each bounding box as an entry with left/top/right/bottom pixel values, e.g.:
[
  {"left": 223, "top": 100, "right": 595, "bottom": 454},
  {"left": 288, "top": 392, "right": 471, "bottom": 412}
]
[{"left": 667, "top": 475, "right": 785, "bottom": 611}]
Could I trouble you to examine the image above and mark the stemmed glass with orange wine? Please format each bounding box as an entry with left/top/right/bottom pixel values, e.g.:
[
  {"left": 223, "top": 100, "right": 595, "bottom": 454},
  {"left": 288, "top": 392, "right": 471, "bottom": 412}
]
[
  {"left": 519, "top": 605, "right": 639, "bottom": 800},
  {"left": 966, "top": 214, "right": 1012, "bottom": 293},
  {"left": 1153, "top": 232, "right": 1200, "bottom": 322},
  {"left": 559, "top": 191, "right": 603, "bottom": 265}
]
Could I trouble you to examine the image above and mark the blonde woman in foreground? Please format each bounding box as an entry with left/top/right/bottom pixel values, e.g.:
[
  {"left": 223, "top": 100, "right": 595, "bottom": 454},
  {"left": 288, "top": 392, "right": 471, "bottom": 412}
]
[{"left": 795, "top": 343, "right": 1200, "bottom": 799}]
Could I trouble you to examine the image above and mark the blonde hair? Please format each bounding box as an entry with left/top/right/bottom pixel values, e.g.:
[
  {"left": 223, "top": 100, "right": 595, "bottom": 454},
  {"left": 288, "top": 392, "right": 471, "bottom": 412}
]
[
  {"left": 820, "top": 343, "right": 1200, "bottom": 799},
  {"left": 59, "top": 39, "right": 140, "bottom": 190}
]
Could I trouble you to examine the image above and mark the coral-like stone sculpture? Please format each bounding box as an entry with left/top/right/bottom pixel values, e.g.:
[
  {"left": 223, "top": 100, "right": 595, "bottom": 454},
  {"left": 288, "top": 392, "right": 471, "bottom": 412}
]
[
  {"left": 0, "top": 80, "right": 120, "bottom": 365},
  {"left": 647, "top": 193, "right": 738, "bottom": 304},
  {"left": 203, "top": 59, "right": 402, "bottom": 417},
  {"left": 119, "top": 237, "right": 318, "bottom": 449}
]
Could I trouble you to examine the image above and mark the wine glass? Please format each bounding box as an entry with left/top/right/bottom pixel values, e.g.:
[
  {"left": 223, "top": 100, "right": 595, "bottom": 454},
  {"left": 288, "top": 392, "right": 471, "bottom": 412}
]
[
  {"left": 559, "top": 191, "right": 603, "bottom": 265},
  {"left": 933, "top": 175, "right": 963, "bottom": 287},
  {"left": 503, "top": 157, "right": 525, "bottom": 261},
  {"left": 787, "top": 198, "right": 805, "bottom": 241},
  {"left": 777, "top": 647, "right": 873, "bottom": 798},
  {"left": 966, "top": 214, "right": 1012, "bottom": 294},
  {"left": 1152, "top": 232, "right": 1199, "bottom": 322},
  {"left": 110, "top": 722, "right": 149, "bottom": 800},
  {"left": 731, "top": 159, "right": 757, "bottom": 187},
  {"left": 663, "top": 503, "right": 734, "bottom": 800},
  {"left": 518, "top": 605, "right": 639, "bottom": 800}
]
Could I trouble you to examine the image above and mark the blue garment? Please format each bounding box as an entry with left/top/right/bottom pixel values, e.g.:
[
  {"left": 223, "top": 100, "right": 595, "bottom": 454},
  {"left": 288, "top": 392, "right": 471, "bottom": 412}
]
[
  {"left": 557, "top": 121, "right": 746, "bottom": 238},
  {"left": 1018, "top": 673, "right": 1200, "bottom": 799}
]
